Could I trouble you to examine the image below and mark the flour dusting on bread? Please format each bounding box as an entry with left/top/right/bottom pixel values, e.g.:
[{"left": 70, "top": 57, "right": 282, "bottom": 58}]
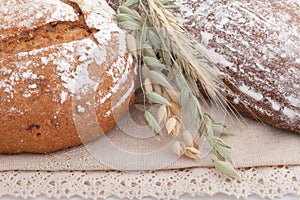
[
  {"left": 178, "top": 0, "right": 300, "bottom": 133},
  {"left": 0, "top": 0, "right": 136, "bottom": 153},
  {"left": 0, "top": 0, "right": 78, "bottom": 40}
]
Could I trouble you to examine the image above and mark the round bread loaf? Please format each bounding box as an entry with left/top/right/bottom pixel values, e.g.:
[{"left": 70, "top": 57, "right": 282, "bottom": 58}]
[
  {"left": 0, "top": 0, "right": 136, "bottom": 153},
  {"left": 179, "top": 0, "right": 300, "bottom": 133}
]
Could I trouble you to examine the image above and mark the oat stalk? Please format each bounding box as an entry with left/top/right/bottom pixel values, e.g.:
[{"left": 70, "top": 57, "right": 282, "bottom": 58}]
[{"left": 116, "top": 0, "right": 239, "bottom": 179}]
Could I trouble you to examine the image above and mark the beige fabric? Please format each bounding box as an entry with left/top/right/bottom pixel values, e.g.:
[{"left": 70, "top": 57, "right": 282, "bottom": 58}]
[
  {"left": 0, "top": 105, "right": 299, "bottom": 171},
  {"left": 0, "top": 105, "right": 299, "bottom": 199}
]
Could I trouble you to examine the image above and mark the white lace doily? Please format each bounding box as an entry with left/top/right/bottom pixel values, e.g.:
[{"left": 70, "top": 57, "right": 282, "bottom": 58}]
[{"left": 1, "top": 165, "right": 299, "bottom": 199}]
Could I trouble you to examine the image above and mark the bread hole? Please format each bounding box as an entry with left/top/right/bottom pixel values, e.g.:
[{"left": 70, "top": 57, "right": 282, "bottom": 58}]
[
  {"left": 55, "top": 35, "right": 64, "bottom": 40},
  {"left": 69, "top": 25, "right": 76, "bottom": 30},
  {"left": 50, "top": 119, "right": 60, "bottom": 127},
  {"left": 26, "top": 124, "right": 40, "bottom": 131},
  {"left": 36, "top": 133, "right": 42, "bottom": 137}
]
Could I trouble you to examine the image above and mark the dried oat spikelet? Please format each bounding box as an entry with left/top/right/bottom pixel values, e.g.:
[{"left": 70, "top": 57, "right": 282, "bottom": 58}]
[
  {"left": 184, "top": 146, "right": 200, "bottom": 160},
  {"left": 182, "top": 130, "right": 193, "bottom": 147},
  {"left": 212, "top": 159, "right": 240, "bottom": 179},
  {"left": 166, "top": 117, "right": 180, "bottom": 136}
]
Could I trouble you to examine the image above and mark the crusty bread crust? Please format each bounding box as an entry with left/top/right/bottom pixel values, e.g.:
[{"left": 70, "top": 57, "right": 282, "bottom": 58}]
[
  {"left": 180, "top": 0, "right": 300, "bottom": 133},
  {"left": 0, "top": 0, "right": 136, "bottom": 153}
]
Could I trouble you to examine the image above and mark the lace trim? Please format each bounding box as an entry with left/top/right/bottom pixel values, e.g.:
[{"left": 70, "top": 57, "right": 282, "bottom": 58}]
[{"left": 1, "top": 166, "right": 299, "bottom": 199}]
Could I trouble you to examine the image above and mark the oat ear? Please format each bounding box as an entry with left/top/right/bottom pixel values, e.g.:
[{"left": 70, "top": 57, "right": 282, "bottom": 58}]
[
  {"left": 212, "top": 159, "right": 240, "bottom": 179},
  {"left": 144, "top": 111, "right": 161, "bottom": 135},
  {"left": 118, "top": 0, "right": 238, "bottom": 178},
  {"left": 146, "top": 91, "right": 171, "bottom": 106},
  {"left": 182, "top": 130, "right": 193, "bottom": 147}
]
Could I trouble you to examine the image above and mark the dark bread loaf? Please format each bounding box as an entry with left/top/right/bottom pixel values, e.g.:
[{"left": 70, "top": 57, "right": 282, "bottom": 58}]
[
  {"left": 0, "top": 0, "right": 136, "bottom": 153},
  {"left": 179, "top": 0, "right": 300, "bottom": 133}
]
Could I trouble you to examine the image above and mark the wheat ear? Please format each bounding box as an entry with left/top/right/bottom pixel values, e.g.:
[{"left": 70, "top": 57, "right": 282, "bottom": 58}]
[{"left": 147, "top": 0, "right": 226, "bottom": 105}]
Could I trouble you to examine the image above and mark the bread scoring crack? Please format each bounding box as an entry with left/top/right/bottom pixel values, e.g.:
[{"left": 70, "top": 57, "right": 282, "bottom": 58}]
[{"left": 0, "top": 0, "right": 98, "bottom": 55}]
